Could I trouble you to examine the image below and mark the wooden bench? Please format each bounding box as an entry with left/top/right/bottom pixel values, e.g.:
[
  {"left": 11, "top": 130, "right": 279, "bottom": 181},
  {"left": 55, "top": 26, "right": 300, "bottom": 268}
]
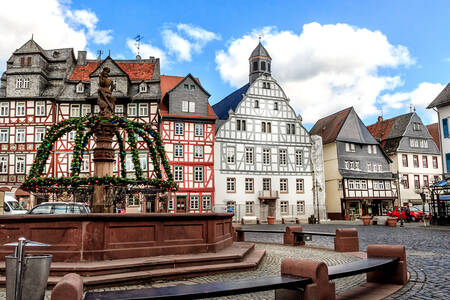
[{"left": 292, "top": 230, "right": 335, "bottom": 243}]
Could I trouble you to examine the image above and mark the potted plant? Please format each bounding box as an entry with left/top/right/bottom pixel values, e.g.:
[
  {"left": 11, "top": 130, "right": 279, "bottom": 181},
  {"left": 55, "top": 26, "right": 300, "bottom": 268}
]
[
  {"left": 387, "top": 216, "right": 398, "bottom": 227},
  {"left": 267, "top": 216, "right": 275, "bottom": 224},
  {"left": 361, "top": 216, "right": 372, "bottom": 226}
]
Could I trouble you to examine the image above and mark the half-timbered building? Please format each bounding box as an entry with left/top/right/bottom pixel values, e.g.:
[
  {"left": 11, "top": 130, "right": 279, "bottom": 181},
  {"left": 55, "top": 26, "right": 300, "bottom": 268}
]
[
  {"left": 310, "top": 107, "right": 397, "bottom": 220},
  {"left": 212, "top": 42, "right": 316, "bottom": 222},
  {"left": 160, "top": 74, "right": 216, "bottom": 213}
]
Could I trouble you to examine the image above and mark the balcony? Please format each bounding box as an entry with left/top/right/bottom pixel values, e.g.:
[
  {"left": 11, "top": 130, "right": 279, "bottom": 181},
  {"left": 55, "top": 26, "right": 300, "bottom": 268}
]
[{"left": 258, "top": 190, "right": 279, "bottom": 200}]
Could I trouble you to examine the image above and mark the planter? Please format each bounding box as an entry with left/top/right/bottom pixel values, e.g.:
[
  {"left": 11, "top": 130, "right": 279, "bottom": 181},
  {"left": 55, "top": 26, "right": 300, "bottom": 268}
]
[
  {"left": 361, "top": 216, "right": 372, "bottom": 226},
  {"left": 267, "top": 216, "right": 275, "bottom": 224},
  {"left": 387, "top": 217, "right": 398, "bottom": 227}
]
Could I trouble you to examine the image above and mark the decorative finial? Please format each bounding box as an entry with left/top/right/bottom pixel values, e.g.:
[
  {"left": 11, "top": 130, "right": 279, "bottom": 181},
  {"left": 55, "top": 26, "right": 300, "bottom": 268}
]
[
  {"left": 31, "top": 33, "right": 34, "bottom": 41},
  {"left": 108, "top": 49, "right": 111, "bottom": 56},
  {"left": 258, "top": 34, "right": 262, "bottom": 42}
]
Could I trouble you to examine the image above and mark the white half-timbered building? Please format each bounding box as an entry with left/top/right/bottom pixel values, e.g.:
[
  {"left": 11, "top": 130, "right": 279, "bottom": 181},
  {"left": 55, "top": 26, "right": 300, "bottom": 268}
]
[{"left": 212, "top": 42, "right": 316, "bottom": 222}]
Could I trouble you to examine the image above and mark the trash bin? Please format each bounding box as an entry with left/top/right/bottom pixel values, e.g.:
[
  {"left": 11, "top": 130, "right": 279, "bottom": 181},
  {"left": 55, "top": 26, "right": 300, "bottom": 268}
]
[{"left": 4, "top": 237, "right": 51, "bottom": 300}]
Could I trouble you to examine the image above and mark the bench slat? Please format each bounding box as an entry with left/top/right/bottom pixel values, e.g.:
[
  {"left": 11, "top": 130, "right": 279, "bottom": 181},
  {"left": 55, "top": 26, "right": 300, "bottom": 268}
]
[
  {"left": 236, "top": 229, "right": 285, "bottom": 234},
  {"left": 328, "top": 257, "right": 399, "bottom": 280},
  {"left": 294, "top": 231, "right": 336, "bottom": 237},
  {"left": 84, "top": 275, "right": 312, "bottom": 300}
]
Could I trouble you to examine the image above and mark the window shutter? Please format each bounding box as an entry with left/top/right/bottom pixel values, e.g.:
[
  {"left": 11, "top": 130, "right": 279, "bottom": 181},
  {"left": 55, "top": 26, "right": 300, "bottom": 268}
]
[
  {"left": 443, "top": 118, "right": 449, "bottom": 138},
  {"left": 189, "top": 102, "right": 195, "bottom": 112}
]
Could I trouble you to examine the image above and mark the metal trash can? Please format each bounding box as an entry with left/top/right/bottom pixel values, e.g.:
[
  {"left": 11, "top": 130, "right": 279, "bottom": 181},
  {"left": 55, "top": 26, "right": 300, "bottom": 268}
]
[{"left": 4, "top": 237, "right": 52, "bottom": 300}]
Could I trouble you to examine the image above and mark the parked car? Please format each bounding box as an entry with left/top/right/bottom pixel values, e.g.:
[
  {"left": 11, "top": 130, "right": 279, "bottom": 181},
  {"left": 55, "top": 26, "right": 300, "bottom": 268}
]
[
  {"left": 2, "top": 196, "right": 28, "bottom": 215},
  {"left": 387, "top": 206, "right": 424, "bottom": 221},
  {"left": 28, "top": 202, "right": 90, "bottom": 214}
]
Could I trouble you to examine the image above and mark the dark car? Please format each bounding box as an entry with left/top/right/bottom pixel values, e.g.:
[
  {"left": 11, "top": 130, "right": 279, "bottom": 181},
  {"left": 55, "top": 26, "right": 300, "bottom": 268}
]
[{"left": 28, "top": 202, "right": 91, "bottom": 214}]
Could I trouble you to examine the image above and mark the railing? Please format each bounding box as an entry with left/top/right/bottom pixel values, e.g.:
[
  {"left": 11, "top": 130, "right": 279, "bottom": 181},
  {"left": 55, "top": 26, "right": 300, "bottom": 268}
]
[{"left": 258, "top": 190, "right": 279, "bottom": 199}]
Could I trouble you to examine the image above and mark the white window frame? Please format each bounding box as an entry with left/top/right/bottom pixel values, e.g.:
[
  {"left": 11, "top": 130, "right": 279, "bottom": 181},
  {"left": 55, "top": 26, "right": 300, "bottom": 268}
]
[
  {"left": 226, "top": 177, "right": 236, "bottom": 192},
  {"left": 70, "top": 104, "right": 80, "bottom": 117},
  {"left": 245, "top": 147, "right": 254, "bottom": 164},
  {"left": 0, "top": 155, "right": 8, "bottom": 174},
  {"left": 194, "top": 166, "right": 203, "bottom": 182},
  {"left": 202, "top": 195, "right": 211, "bottom": 211},
  {"left": 280, "top": 178, "right": 288, "bottom": 192},
  {"left": 15, "top": 155, "right": 25, "bottom": 174},
  {"left": 16, "top": 102, "right": 26, "bottom": 117},
  {"left": 16, "top": 78, "right": 23, "bottom": 89},
  {"left": 0, "top": 128, "right": 9, "bottom": 143},
  {"left": 194, "top": 123, "right": 204, "bottom": 136},
  {"left": 35, "top": 127, "right": 45, "bottom": 143},
  {"left": 174, "top": 122, "right": 184, "bottom": 135},
  {"left": 125, "top": 154, "right": 134, "bottom": 172},
  {"left": 81, "top": 104, "right": 91, "bottom": 117},
  {"left": 139, "top": 83, "right": 147, "bottom": 93},
  {"left": 115, "top": 104, "right": 124, "bottom": 115},
  {"left": 189, "top": 195, "right": 200, "bottom": 211},
  {"left": 138, "top": 103, "right": 148, "bottom": 116},
  {"left": 189, "top": 102, "right": 196, "bottom": 112},
  {"left": 80, "top": 155, "right": 90, "bottom": 172},
  {"left": 16, "top": 128, "right": 26, "bottom": 143},
  {"left": 245, "top": 201, "right": 254, "bottom": 214},
  {"left": 297, "top": 201, "right": 305, "bottom": 214},
  {"left": 279, "top": 149, "right": 287, "bottom": 165},
  {"left": 76, "top": 83, "right": 84, "bottom": 93},
  {"left": 174, "top": 166, "right": 184, "bottom": 182},
  {"left": 295, "top": 150, "right": 303, "bottom": 166},
  {"left": 127, "top": 103, "right": 137, "bottom": 117},
  {"left": 245, "top": 178, "right": 254, "bottom": 193},
  {"left": 226, "top": 147, "right": 235, "bottom": 164},
  {"left": 139, "top": 153, "right": 148, "bottom": 171},
  {"left": 174, "top": 145, "right": 184, "bottom": 158},
  {"left": 280, "top": 201, "right": 289, "bottom": 214},
  {"left": 0, "top": 102, "right": 9, "bottom": 117},
  {"left": 194, "top": 145, "right": 204, "bottom": 158},
  {"left": 182, "top": 101, "right": 189, "bottom": 112},
  {"left": 296, "top": 178, "right": 304, "bottom": 193},
  {"left": 35, "top": 101, "right": 46, "bottom": 116},
  {"left": 263, "top": 148, "right": 270, "bottom": 165}
]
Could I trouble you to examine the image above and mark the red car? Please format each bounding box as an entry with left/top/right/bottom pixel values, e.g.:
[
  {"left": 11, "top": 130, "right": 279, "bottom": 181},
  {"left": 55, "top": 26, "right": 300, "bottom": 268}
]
[{"left": 387, "top": 206, "right": 424, "bottom": 221}]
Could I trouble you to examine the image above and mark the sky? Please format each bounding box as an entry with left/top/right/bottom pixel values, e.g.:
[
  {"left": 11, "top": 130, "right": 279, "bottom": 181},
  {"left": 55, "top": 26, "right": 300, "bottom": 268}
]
[{"left": 1, "top": 0, "right": 449, "bottom": 129}]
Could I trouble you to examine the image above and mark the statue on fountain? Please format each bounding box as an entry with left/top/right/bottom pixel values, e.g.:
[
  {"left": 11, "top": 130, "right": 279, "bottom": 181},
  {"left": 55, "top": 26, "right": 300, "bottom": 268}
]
[{"left": 98, "top": 67, "right": 116, "bottom": 118}]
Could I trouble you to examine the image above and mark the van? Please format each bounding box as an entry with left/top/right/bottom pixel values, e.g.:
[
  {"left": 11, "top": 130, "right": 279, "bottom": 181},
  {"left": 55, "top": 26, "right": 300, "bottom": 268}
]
[{"left": 2, "top": 196, "right": 28, "bottom": 215}]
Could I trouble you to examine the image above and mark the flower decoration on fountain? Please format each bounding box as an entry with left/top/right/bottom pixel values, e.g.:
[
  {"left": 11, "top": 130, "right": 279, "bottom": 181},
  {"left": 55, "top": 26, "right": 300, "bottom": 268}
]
[{"left": 22, "top": 115, "right": 176, "bottom": 193}]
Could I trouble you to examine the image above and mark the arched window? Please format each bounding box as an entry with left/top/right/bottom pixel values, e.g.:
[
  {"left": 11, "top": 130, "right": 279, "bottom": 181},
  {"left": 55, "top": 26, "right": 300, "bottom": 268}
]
[
  {"left": 253, "top": 61, "right": 258, "bottom": 71},
  {"left": 261, "top": 61, "right": 266, "bottom": 71},
  {"left": 261, "top": 122, "right": 266, "bottom": 133},
  {"left": 267, "top": 122, "right": 271, "bottom": 133},
  {"left": 255, "top": 100, "right": 259, "bottom": 108}
]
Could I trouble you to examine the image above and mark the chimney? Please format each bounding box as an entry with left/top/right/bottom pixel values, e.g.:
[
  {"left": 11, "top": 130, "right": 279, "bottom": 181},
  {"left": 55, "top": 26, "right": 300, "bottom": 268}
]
[
  {"left": 377, "top": 116, "right": 383, "bottom": 123},
  {"left": 77, "top": 51, "right": 87, "bottom": 66}
]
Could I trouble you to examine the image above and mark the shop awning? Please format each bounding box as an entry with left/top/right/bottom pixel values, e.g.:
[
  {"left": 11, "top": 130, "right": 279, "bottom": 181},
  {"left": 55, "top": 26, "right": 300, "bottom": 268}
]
[{"left": 438, "top": 195, "right": 450, "bottom": 201}]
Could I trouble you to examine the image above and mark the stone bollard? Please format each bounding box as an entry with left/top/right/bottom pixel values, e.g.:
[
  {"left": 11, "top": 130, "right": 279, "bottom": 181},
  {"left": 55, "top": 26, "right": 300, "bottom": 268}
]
[
  {"left": 367, "top": 244, "right": 408, "bottom": 285},
  {"left": 275, "top": 258, "right": 335, "bottom": 300},
  {"left": 233, "top": 225, "right": 245, "bottom": 242},
  {"left": 334, "top": 228, "right": 359, "bottom": 252},
  {"left": 283, "top": 226, "right": 304, "bottom": 246},
  {"left": 51, "top": 273, "right": 84, "bottom": 300}
]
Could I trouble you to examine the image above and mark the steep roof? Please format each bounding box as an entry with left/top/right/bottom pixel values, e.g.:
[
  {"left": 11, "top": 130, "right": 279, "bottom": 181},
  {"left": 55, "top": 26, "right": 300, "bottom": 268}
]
[
  {"left": 250, "top": 42, "right": 271, "bottom": 59},
  {"left": 309, "top": 107, "right": 352, "bottom": 144},
  {"left": 212, "top": 84, "right": 250, "bottom": 120},
  {"left": 427, "top": 83, "right": 450, "bottom": 108},
  {"left": 426, "top": 123, "right": 440, "bottom": 151},
  {"left": 14, "top": 39, "right": 47, "bottom": 57},
  {"left": 367, "top": 113, "right": 413, "bottom": 141},
  {"left": 69, "top": 60, "right": 155, "bottom": 81}
]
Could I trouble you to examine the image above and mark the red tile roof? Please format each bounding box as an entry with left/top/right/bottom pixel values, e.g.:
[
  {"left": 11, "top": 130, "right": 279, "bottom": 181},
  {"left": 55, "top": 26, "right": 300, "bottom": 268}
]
[
  {"left": 367, "top": 117, "right": 396, "bottom": 142},
  {"left": 309, "top": 107, "right": 352, "bottom": 144},
  {"left": 69, "top": 61, "right": 155, "bottom": 81},
  {"left": 426, "top": 123, "right": 440, "bottom": 151}
]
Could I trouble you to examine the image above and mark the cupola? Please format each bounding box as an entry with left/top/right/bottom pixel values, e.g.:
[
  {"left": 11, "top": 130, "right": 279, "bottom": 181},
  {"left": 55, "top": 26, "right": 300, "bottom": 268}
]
[{"left": 249, "top": 40, "right": 272, "bottom": 83}]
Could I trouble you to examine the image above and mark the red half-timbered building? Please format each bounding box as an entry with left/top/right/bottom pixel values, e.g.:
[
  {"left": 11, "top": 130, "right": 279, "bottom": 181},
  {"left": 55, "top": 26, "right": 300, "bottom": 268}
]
[{"left": 160, "top": 75, "right": 217, "bottom": 213}]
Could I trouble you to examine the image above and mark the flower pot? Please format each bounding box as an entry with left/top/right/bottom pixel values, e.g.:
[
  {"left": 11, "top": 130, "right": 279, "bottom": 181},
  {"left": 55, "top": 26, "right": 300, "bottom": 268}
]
[
  {"left": 362, "top": 216, "right": 372, "bottom": 226},
  {"left": 267, "top": 216, "right": 275, "bottom": 224},
  {"left": 387, "top": 217, "right": 398, "bottom": 227}
]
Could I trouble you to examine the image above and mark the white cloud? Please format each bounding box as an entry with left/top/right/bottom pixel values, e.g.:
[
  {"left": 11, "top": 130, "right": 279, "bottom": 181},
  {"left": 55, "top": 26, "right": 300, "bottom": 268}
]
[
  {"left": 126, "top": 38, "right": 169, "bottom": 65},
  {"left": 162, "top": 24, "right": 220, "bottom": 62},
  {"left": 215, "top": 23, "right": 415, "bottom": 123},
  {"left": 0, "top": 0, "right": 112, "bottom": 72}
]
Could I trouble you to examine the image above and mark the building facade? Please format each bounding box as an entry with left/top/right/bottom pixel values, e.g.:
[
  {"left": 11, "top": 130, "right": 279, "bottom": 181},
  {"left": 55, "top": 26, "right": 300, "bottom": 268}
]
[
  {"left": 160, "top": 74, "right": 216, "bottom": 213},
  {"left": 0, "top": 39, "right": 161, "bottom": 211},
  {"left": 213, "top": 42, "right": 318, "bottom": 222},
  {"left": 367, "top": 113, "right": 442, "bottom": 206},
  {"left": 310, "top": 107, "right": 397, "bottom": 220}
]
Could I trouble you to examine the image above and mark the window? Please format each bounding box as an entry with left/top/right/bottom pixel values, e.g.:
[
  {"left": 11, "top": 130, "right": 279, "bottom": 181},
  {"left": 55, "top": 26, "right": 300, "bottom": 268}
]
[
  {"left": 189, "top": 102, "right": 195, "bottom": 112},
  {"left": 255, "top": 100, "right": 259, "bottom": 108},
  {"left": 16, "top": 128, "right": 26, "bottom": 143},
  {"left": 378, "top": 180, "right": 384, "bottom": 190},
  {"left": 226, "top": 147, "right": 235, "bottom": 164},
  {"left": 345, "top": 143, "right": 356, "bottom": 152},
  {"left": 385, "top": 180, "right": 391, "bottom": 190},
  {"left": 127, "top": 103, "right": 137, "bottom": 116},
  {"left": 184, "top": 84, "right": 189, "bottom": 89},
  {"left": 296, "top": 178, "right": 304, "bottom": 193},
  {"left": 16, "top": 78, "right": 23, "bottom": 89},
  {"left": 348, "top": 180, "right": 355, "bottom": 189},
  {"left": 128, "top": 195, "right": 140, "bottom": 206},
  {"left": 81, "top": 104, "right": 91, "bottom": 117},
  {"left": 413, "top": 122, "right": 421, "bottom": 131},
  {"left": 168, "top": 198, "right": 174, "bottom": 210},
  {"left": 190, "top": 196, "right": 199, "bottom": 210},
  {"left": 15, "top": 155, "right": 25, "bottom": 174},
  {"left": 35, "top": 101, "right": 45, "bottom": 116},
  {"left": 414, "top": 175, "right": 420, "bottom": 189},
  {"left": 115, "top": 105, "right": 124, "bottom": 115},
  {"left": 286, "top": 123, "right": 295, "bottom": 135},
  {"left": 245, "top": 147, "right": 254, "bottom": 164},
  {"left": 423, "top": 175, "right": 429, "bottom": 187},
  {"left": 432, "top": 156, "right": 438, "bottom": 169},
  {"left": 94, "top": 105, "right": 100, "bottom": 114},
  {"left": 297, "top": 201, "right": 305, "bottom": 214},
  {"left": 125, "top": 154, "right": 134, "bottom": 172},
  {"left": 16, "top": 102, "right": 25, "bottom": 116},
  {"left": 338, "top": 180, "right": 343, "bottom": 189},
  {"left": 361, "top": 180, "right": 367, "bottom": 189},
  {"left": 367, "top": 145, "right": 377, "bottom": 154},
  {"left": 35, "top": 127, "right": 45, "bottom": 143},
  {"left": 410, "top": 138, "right": 428, "bottom": 148},
  {"left": 0, "top": 156, "right": 8, "bottom": 174},
  {"left": 280, "top": 201, "right": 288, "bottom": 214},
  {"left": 226, "top": 178, "right": 236, "bottom": 192},
  {"left": 76, "top": 83, "right": 84, "bottom": 93},
  {"left": 236, "top": 119, "right": 246, "bottom": 131},
  {"left": 139, "top": 103, "right": 148, "bottom": 116},
  {"left": 202, "top": 196, "right": 211, "bottom": 211},
  {"left": 402, "top": 174, "right": 409, "bottom": 189},
  {"left": 422, "top": 156, "right": 428, "bottom": 168},
  {"left": 274, "top": 102, "right": 278, "bottom": 110},
  {"left": 295, "top": 150, "right": 303, "bottom": 166},
  {"left": 194, "top": 123, "right": 204, "bottom": 136},
  {"left": 174, "top": 122, "right": 184, "bottom": 135},
  {"left": 245, "top": 178, "right": 254, "bottom": 193},
  {"left": 139, "top": 83, "right": 147, "bottom": 93},
  {"left": 402, "top": 154, "right": 408, "bottom": 167},
  {"left": 174, "top": 166, "right": 183, "bottom": 182},
  {"left": 80, "top": 155, "right": 89, "bottom": 172},
  {"left": 113, "top": 154, "right": 118, "bottom": 172},
  {"left": 267, "top": 122, "right": 271, "bottom": 133},
  {"left": 263, "top": 178, "right": 271, "bottom": 191},
  {"left": 182, "top": 101, "right": 188, "bottom": 112},
  {"left": 345, "top": 160, "right": 359, "bottom": 170},
  {"left": 194, "top": 166, "right": 203, "bottom": 182},
  {"left": 194, "top": 145, "right": 203, "bottom": 158},
  {"left": 70, "top": 104, "right": 80, "bottom": 117},
  {"left": 139, "top": 153, "right": 148, "bottom": 171},
  {"left": 174, "top": 145, "right": 184, "bottom": 158},
  {"left": 261, "top": 122, "right": 266, "bottom": 133},
  {"left": 262, "top": 148, "right": 270, "bottom": 165},
  {"left": 190, "top": 84, "right": 195, "bottom": 90},
  {"left": 367, "top": 162, "right": 371, "bottom": 172},
  {"left": 0, "top": 128, "right": 9, "bottom": 143},
  {"left": 0, "top": 102, "right": 9, "bottom": 116},
  {"left": 413, "top": 155, "right": 419, "bottom": 168},
  {"left": 355, "top": 180, "right": 361, "bottom": 189},
  {"left": 261, "top": 61, "right": 266, "bottom": 71},
  {"left": 378, "top": 164, "right": 382, "bottom": 172},
  {"left": 245, "top": 201, "right": 254, "bottom": 214},
  {"left": 434, "top": 175, "right": 440, "bottom": 184},
  {"left": 268, "top": 63, "right": 271, "bottom": 72},
  {"left": 373, "top": 164, "right": 377, "bottom": 172},
  {"left": 20, "top": 57, "right": 25, "bottom": 66},
  {"left": 23, "top": 78, "right": 29, "bottom": 89},
  {"left": 253, "top": 61, "right": 258, "bottom": 71},
  {"left": 444, "top": 118, "right": 450, "bottom": 138},
  {"left": 280, "top": 178, "right": 288, "bottom": 193},
  {"left": 279, "top": 149, "right": 287, "bottom": 165},
  {"left": 27, "top": 57, "right": 31, "bottom": 66},
  {"left": 68, "top": 131, "right": 76, "bottom": 142}
]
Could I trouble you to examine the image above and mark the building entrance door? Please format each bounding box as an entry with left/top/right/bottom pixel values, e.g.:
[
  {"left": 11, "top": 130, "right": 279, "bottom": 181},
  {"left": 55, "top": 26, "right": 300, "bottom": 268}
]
[
  {"left": 176, "top": 196, "right": 186, "bottom": 213},
  {"left": 146, "top": 195, "right": 156, "bottom": 213}
]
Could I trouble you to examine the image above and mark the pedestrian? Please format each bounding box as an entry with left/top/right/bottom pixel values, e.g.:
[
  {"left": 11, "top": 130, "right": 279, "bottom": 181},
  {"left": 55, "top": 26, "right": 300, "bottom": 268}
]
[{"left": 405, "top": 207, "right": 411, "bottom": 222}]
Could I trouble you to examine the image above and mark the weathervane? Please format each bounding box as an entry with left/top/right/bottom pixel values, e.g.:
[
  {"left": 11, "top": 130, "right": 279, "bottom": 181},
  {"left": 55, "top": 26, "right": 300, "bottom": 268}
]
[
  {"left": 134, "top": 35, "right": 144, "bottom": 56},
  {"left": 258, "top": 33, "right": 262, "bottom": 42}
]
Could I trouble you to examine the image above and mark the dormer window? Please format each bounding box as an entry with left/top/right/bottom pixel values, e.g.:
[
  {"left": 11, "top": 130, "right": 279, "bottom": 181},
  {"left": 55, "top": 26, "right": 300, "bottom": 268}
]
[
  {"left": 190, "top": 85, "right": 195, "bottom": 90},
  {"left": 184, "top": 84, "right": 189, "bottom": 89},
  {"left": 139, "top": 83, "right": 147, "bottom": 93},
  {"left": 27, "top": 57, "right": 31, "bottom": 66},
  {"left": 413, "top": 122, "right": 421, "bottom": 131},
  {"left": 76, "top": 83, "right": 84, "bottom": 93},
  {"left": 20, "top": 57, "right": 25, "bottom": 66}
]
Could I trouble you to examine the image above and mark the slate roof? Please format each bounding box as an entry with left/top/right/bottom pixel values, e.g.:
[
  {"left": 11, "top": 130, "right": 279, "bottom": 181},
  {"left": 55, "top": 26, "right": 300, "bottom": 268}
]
[
  {"left": 427, "top": 83, "right": 450, "bottom": 108},
  {"left": 367, "top": 113, "right": 413, "bottom": 141},
  {"left": 250, "top": 42, "right": 271, "bottom": 59},
  {"left": 426, "top": 123, "right": 440, "bottom": 151},
  {"left": 14, "top": 39, "right": 47, "bottom": 57},
  {"left": 309, "top": 107, "right": 352, "bottom": 144},
  {"left": 69, "top": 61, "right": 155, "bottom": 81},
  {"left": 212, "top": 84, "right": 250, "bottom": 120}
]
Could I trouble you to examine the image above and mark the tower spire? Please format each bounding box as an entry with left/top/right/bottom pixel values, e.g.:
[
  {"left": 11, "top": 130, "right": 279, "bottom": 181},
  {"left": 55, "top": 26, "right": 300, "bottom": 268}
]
[{"left": 248, "top": 40, "right": 272, "bottom": 83}]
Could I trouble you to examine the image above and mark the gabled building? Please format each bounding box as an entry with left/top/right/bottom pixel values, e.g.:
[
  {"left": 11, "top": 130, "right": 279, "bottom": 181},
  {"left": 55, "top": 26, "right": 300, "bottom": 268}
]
[
  {"left": 367, "top": 113, "right": 441, "bottom": 206},
  {"left": 160, "top": 74, "right": 217, "bottom": 213},
  {"left": 212, "top": 42, "right": 318, "bottom": 223},
  {"left": 310, "top": 107, "right": 397, "bottom": 219}
]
